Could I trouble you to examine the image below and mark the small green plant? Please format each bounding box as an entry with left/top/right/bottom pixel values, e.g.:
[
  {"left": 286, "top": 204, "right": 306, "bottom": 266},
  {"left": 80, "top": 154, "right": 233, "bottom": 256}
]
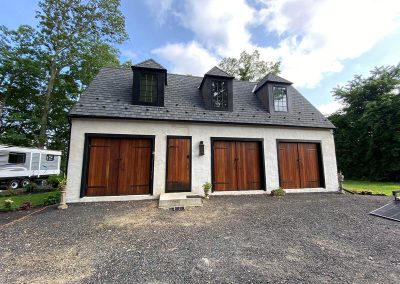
[
  {"left": 3, "top": 199, "right": 15, "bottom": 211},
  {"left": 202, "top": 182, "right": 212, "bottom": 191},
  {"left": 6, "top": 187, "right": 17, "bottom": 196},
  {"left": 58, "top": 178, "right": 67, "bottom": 191},
  {"left": 24, "top": 182, "right": 41, "bottom": 193},
  {"left": 47, "top": 175, "right": 65, "bottom": 189},
  {"left": 271, "top": 187, "right": 286, "bottom": 197}
]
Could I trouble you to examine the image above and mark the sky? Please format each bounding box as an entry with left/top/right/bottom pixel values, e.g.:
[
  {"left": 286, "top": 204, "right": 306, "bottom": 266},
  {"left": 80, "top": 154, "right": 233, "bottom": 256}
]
[{"left": 1, "top": 0, "right": 400, "bottom": 115}]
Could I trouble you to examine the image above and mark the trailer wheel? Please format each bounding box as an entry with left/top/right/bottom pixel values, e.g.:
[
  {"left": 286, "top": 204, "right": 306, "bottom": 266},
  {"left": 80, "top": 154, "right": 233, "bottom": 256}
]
[
  {"left": 21, "top": 179, "right": 30, "bottom": 188},
  {"left": 9, "top": 180, "right": 20, "bottom": 190}
]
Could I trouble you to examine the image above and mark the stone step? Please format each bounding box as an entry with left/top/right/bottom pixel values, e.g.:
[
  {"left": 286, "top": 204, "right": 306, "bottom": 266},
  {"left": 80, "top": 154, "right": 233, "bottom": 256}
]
[{"left": 158, "top": 192, "right": 203, "bottom": 209}]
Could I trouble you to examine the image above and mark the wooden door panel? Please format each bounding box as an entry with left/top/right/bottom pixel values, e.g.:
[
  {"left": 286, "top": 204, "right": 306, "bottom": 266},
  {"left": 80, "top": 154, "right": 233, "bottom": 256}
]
[
  {"left": 213, "top": 141, "right": 237, "bottom": 191},
  {"left": 118, "top": 139, "right": 152, "bottom": 195},
  {"left": 278, "top": 143, "right": 301, "bottom": 189},
  {"left": 236, "top": 142, "right": 262, "bottom": 190},
  {"left": 298, "top": 143, "right": 321, "bottom": 188},
  {"left": 86, "top": 138, "right": 119, "bottom": 196},
  {"left": 166, "top": 138, "right": 191, "bottom": 192}
]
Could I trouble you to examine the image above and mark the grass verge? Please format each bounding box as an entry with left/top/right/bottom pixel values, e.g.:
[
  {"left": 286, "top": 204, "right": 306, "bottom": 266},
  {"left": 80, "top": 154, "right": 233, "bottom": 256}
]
[
  {"left": 343, "top": 180, "right": 400, "bottom": 196},
  {"left": 0, "top": 191, "right": 60, "bottom": 211}
]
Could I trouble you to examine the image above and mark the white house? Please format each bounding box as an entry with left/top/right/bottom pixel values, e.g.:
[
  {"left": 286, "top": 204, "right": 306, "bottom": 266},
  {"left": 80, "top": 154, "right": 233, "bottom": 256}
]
[{"left": 66, "top": 59, "right": 338, "bottom": 203}]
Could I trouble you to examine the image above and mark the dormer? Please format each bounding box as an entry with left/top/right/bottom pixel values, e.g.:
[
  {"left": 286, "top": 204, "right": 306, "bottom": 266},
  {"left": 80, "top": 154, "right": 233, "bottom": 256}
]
[
  {"left": 131, "top": 59, "right": 167, "bottom": 107},
  {"left": 253, "top": 73, "right": 293, "bottom": 113},
  {"left": 199, "top": 67, "right": 234, "bottom": 111}
]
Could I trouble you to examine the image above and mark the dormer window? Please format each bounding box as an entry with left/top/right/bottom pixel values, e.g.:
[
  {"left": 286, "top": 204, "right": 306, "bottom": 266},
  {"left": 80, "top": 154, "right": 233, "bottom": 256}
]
[
  {"left": 211, "top": 80, "right": 228, "bottom": 109},
  {"left": 199, "top": 67, "right": 234, "bottom": 111},
  {"left": 140, "top": 73, "right": 157, "bottom": 103},
  {"left": 131, "top": 59, "right": 167, "bottom": 107},
  {"left": 253, "top": 73, "right": 292, "bottom": 113},
  {"left": 273, "top": 86, "right": 288, "bottom": 112}
]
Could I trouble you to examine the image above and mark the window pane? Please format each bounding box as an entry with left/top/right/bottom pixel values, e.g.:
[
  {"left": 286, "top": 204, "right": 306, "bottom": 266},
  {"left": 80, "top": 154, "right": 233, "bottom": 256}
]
[
  {"left": 273, "top": 87, "right": 288, "bottom": 112},
  {"left": 8, "top": 153, "right": 26, "bottom": 164},
  {"left": 211, "top": 80, "right": 228, "bottom": 109},
  {"left": 139, "top": 73, "right": 157, "bottom": 103}
]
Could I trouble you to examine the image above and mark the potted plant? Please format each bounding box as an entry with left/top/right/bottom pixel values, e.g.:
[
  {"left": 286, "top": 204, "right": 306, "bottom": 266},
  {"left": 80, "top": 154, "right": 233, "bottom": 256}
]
[{"left": 202, "top": 182, "right": 212, "bottom": 199}]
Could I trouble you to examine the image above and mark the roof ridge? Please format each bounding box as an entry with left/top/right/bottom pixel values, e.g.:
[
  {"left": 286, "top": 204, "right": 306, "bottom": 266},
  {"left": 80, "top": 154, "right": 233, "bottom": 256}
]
[
  {"left": 205, "top": 66, "right": 234, "bottom": 78},
  {"left": 134, "top": 58, "right": 166, "bottom": 70}
]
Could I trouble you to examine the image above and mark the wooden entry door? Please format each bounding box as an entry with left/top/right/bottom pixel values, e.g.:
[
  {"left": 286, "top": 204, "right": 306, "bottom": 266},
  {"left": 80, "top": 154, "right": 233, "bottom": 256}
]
[
  {"left": 86, "top": 137, "right": 153, "bottom": 196},
  {"left": 278, "top": 142, "right": 322, "bottom": 189},
  {"left": 166, "top": 137, "right": 191, "bottom": 192},
  {"left": 213, "top": 141, "right": 263, "bottom": 191},
  {"left": 86, "top": 138, "right": 120, "bottom": 196},
  {"left": 118, "top": 139, "right": 152, "bottom": 195}
]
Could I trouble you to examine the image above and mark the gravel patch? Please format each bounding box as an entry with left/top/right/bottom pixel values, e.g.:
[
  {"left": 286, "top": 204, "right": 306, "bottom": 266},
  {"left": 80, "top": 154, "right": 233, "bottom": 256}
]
[{"left": 0, "top": 193, "right": 399, "bottom": 283}]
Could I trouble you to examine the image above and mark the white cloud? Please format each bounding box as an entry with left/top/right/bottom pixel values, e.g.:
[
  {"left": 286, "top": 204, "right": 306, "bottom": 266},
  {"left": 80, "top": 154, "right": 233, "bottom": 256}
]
[
  {"left": 257, "top": 0, "right": 400, "bottom": 88},
  {"left": 145, "top": 0, "right": 174, "bottom": 25},
  {"left": 317, "top": 101, "right": 343, "bottom": 116},
  {"left": 152, "top": 41, "right": 219, "bottom": 75},
  {"left": 151, "top": 0, "right": 400, "bottom": 88},
  {"left": 176, "top": 0, "right": 255, "bottom": 57}
]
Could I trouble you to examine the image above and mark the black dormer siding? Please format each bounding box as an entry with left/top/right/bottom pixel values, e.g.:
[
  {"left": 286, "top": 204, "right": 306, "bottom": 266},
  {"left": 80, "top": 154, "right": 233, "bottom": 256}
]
[
  {"left": 199, "top": 67, "right": 235, "bottom": 112},
  {"left": 131, "top": 59, "right": 167, "bottom": 107},
  {"left": 200, "top": 76, "right": 234, "bottom": 111},
  {"left": 254, "top": 73, "right": 293, "bottom": 113}
]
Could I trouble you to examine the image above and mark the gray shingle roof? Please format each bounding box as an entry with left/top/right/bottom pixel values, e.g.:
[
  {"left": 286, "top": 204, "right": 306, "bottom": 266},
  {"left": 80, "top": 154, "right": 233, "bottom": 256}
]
[
  {"left": 70, "top": 67, "right": 334, "bottom": 129},
  {"left": 205, "top": 66, "right": 234, "bottom": 78},
  {"left": 134, "top": 59, "right": 166, "bottom": 70},
  {"left": 254, "top": 73, "right": 293, "bottom": 93},
  {"left": 199, "top": 66, "right": 235, "bottom": 89}
]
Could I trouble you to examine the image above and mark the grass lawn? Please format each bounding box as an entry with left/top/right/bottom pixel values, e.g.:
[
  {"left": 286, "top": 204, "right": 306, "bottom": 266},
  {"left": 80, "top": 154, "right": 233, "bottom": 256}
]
[
  {"left": 343, "top": 180, "right": 400, "bottom": 196},
  {"left": 0, "top": 191, "right": 60, "bottom": 210}
]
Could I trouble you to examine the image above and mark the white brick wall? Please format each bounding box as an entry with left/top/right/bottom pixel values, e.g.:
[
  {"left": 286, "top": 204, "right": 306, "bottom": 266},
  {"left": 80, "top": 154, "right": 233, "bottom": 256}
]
[{"left": 66, "top": 118, "right": 339, "bottom": 202}]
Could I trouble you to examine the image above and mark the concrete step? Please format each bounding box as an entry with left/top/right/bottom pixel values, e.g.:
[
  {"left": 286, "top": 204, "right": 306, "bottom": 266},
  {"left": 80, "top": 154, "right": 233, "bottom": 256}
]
[{"left": 158, "top": 192, "right": 203, "bottom": 209}]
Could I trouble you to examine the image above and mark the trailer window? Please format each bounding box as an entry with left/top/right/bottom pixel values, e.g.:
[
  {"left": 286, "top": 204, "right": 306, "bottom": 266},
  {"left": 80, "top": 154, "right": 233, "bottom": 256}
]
[
  {"left": 46, "top": 154, "right": 54, "bottom": 161},
  {"left": 8, "top": 153, "right": 26, "bottom": 164}
]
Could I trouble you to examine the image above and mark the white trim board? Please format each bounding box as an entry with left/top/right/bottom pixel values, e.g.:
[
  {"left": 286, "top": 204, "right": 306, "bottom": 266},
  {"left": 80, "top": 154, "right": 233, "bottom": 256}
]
[{"left": 71, "top": 194, "right": 158, "bottom": 203}]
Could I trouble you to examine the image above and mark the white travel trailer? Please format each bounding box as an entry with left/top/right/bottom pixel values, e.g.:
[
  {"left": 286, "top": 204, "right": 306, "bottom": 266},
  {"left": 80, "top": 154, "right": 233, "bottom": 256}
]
[{"left": 0, "top": 145, "right": 61, "bottom": 189}]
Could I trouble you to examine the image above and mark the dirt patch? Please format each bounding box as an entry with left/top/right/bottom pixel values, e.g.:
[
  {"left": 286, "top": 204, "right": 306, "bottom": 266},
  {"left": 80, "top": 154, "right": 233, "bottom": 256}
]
[
  {"left": 3, "top": 246, "right": 93, "bottom": 284},
  {"left": 98, "top": 200, "right": 240, "bottom": 229}
]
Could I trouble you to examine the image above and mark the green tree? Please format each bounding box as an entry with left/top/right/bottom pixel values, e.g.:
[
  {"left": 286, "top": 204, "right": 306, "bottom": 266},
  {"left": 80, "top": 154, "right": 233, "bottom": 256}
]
[
  {"left": 0, "top": 25, "right": 43, "bottom": 145},
  {"left": 35, "top": 0, "right": 128, "bottom": 147},
  {"left": 219, "top": 50, "right": 281, "bottom": 81},
  {"left": 329, "top": 64, "right": 400, "bottom": 181},
  {"left": 0, "top": 0, "right": 127, "bottom": 172}
]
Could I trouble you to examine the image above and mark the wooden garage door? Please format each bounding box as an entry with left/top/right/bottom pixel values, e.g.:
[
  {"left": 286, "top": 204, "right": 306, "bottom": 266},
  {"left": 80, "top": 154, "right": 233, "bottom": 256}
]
[
  {"left": 213, "top": 141, "right": 263, "bottom": 191},
  {"left": 278, "top": 142, "right": 322, "bottom": 189},
  {"left": 166, "top": 137, "right": 191, "bottom": 192},
  {"left": 86, "top": 137, "right": 153, "bottom": 196}
]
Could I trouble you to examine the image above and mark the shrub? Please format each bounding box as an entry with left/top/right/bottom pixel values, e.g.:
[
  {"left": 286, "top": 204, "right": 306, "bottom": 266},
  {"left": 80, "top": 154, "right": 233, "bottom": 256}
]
[
  {"left": 43, "top": 192, "right": 61, "bottom": 206},
  {"left": 6, "top": 187, "right": 17, "bottom": 196},
  {"left": 3, "top": 199, "right": 15, "bottom": 211},
  {"left": 24, "top": 182, "right": 41, "bottom": 193},
  {"left": 47, "top": 175, "right": 64, "bottom": 189},
  {"left": 271, "top": 188, "right": 286, "bottom": 197}
]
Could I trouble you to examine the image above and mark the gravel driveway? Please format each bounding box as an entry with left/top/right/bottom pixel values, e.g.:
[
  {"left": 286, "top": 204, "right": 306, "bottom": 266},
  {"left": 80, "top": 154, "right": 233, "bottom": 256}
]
[{"left": 1, "top": 193, "right": 399, "bottom": 283}]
